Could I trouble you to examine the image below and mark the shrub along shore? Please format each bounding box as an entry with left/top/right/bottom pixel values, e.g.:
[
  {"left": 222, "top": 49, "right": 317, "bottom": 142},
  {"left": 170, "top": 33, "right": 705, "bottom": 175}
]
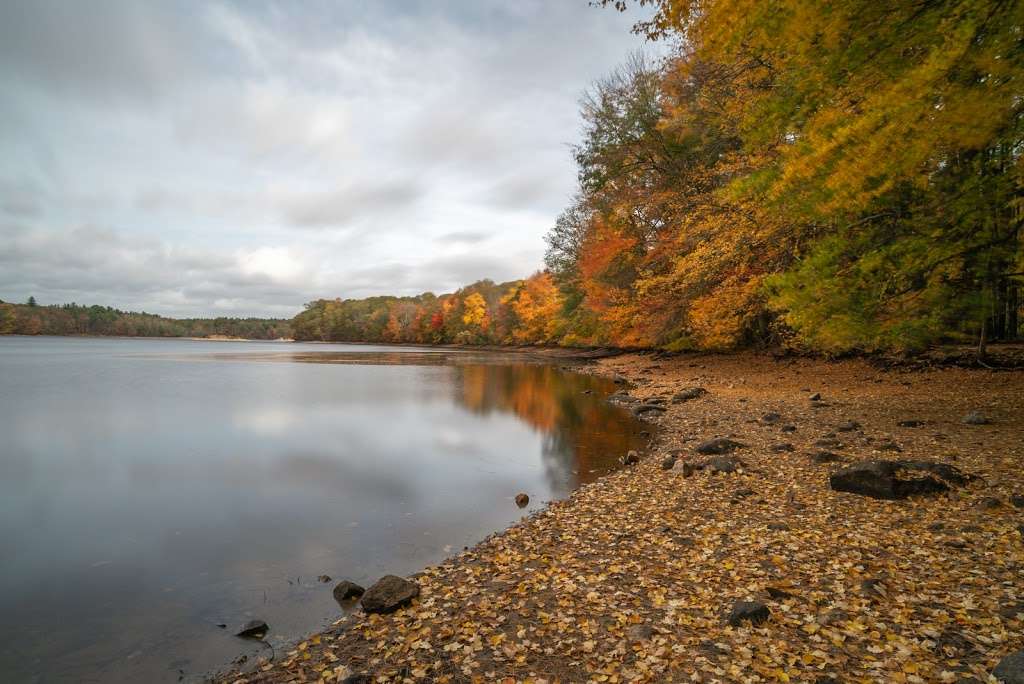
[{"left": 216, "top": 351, "right": 1024, "bottom": 683}]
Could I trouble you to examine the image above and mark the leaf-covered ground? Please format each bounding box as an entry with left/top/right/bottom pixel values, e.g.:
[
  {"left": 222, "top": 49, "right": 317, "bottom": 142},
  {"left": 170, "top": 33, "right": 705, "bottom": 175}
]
[{"left": 219, "top": 352, "right": 1023, "bottom": 683}]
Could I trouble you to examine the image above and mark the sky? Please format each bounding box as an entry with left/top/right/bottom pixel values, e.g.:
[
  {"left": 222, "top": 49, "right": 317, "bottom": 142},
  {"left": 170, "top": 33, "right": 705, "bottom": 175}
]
[{"left": 0, "top": 1, "right": 655, "bottom": 318}]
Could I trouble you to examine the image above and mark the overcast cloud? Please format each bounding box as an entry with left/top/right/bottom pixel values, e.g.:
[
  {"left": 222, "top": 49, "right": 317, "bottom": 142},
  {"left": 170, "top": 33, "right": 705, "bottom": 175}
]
[{"left": 0, "top": 0, "right": 653, "bottom": 317}]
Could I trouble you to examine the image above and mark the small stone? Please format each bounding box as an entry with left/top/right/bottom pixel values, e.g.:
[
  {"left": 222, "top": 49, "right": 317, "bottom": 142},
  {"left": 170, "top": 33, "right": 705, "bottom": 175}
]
[
  {"left": 876, "top": 439, "right": 903, "bottom": 452},
  {"left": 810, "top": 450, "right": 843, "bottom": 464},
  {"left": 761, "top": 412, "right": 781, "bottom": 424},
  {"left": 769, "top": 443, "right": 795, "bottom": 453},
  {"left": 360, "top": 575, "right": 420, "bottom": 614},
  {"left": 672, "top": 387, "right": 707, "bottom": 403},
  {"left": 661, "top": 456, "right": 677, "bottom": 470},
  {"left": 333, "top": 580, "right": 365, "bottom": 602},
  {"left": 993, "top": 650, "right": 1024, "bottom": 683},
  {"left": 897, "top": 419, "right": 925, "bottom": 427},
  {"left": 235, "top": 619, "right": 269, "bottom": 639},
  {"left": 767, "top": 522, "right": 789, "bottom": 531},
  {"left": 814, "top": 438, "right": 843, "bottom": 449},
  {"left": 780, "top": 424, "right": 797, "bottom": 433},
  {"left": 317, "top": 574, "right": 332, "bottom": 583},
  {"left": 696, "top": 438, "right": 746, "bottom": 455},
  {"left": 626, "top": 624, "right": 655, "bottom": 641},
  {"left": 836, "top": 420, "right": 860, "bottom": 432},
  {"left": 976, "top": 496, "right": 1002, "bottom": 510},
  {"left": 515, "top": 492, "right": 530, "bottom": 508},
  {"left": 703, "top": 455, "right": 745, "bottom": 474},
  {"left": 734, "top": 487, "right": 755, "bottom": 499},
  {"left": 672, "top": 460, "right": 698, "bottom": 477},
  {"left": 1011, "top": 494, "right": 1024, "bottom": 508},
  {"left": 962, "top": 411, "right": 991, "bottom": 425},
  {"left": 727, "top": 600, "right": 770, "bottom": 626}
]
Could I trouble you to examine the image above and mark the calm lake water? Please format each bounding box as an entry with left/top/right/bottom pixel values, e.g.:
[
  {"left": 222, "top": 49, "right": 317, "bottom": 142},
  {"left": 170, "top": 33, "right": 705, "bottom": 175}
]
[{"left": 0, "top": 336, "right": 647, "bottom": 682}]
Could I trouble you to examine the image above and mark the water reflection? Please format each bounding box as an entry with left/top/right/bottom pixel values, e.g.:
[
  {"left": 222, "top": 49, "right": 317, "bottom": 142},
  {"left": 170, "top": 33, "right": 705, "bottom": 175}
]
[{"left": 0, "top": 338, "right": 648, "bottom": 683}]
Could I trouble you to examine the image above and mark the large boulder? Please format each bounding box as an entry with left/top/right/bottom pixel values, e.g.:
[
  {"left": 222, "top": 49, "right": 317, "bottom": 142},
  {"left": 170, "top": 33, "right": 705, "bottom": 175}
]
[
  {"left": 360, "top": 575, "right": 420, "bottom": 614},
  {"left": 829, "top": 460, "right": 971, "bottom": 500},
  {"left": 696, "top": 438, "right": 745, "bottom": 455}
]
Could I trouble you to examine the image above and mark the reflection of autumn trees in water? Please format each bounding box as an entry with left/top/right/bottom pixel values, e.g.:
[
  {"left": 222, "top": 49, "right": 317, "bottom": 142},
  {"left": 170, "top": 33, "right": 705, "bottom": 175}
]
[{"left": 452, "top": 364, "right": 647, "bottom": 494}]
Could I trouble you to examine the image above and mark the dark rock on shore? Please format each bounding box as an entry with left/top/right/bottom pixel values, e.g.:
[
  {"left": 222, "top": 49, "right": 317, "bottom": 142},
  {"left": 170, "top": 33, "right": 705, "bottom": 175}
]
[
  {"left": 994, "top": 651, "right": 1024, "bottom": 683},
  {"left": 515, "top": 493, "right": 530, "bottom": 508},
  {"left": 361, "top": 575, "right": 420, "bottom": 614},
  {"left": 702, "top": 455, "right": 745, "bottom": 474},
  {"left": 962, "top": 411, "right": 990, "bottom": 425},
  {"left": 727, "top": 600, "right": 770, "bottom": 626},
  {"left": 661, "top": 456, "right": 677, "bottom": 470},
  {"left": 811, "top": 450, "right": 844, "bottom": 464},
  {"left": 836, "top": 421, "right": 860, "bottom": 432},
  {"left": 696, "top": 438, "right": 745, "bottom": 455},
  {"left": 333, "top": 580, "right": 365, "bottom": 602},
  {"left": 235, "top": 619, "right": 269, "bottom": 639},
  {"left": 634, "top": 403, "right": 667, "bottom": 417},
  {"left": 780, "top": 424, "right": 797, "bottom": 433},
  {"left": 672, "top": 387, "right": 707, "bottom": 403},
  {"left": 829, "top": 460, "right": 971, "bottom": 500},
  {"left": 761, "top": 412, "right": 781, "bottom": 424}
]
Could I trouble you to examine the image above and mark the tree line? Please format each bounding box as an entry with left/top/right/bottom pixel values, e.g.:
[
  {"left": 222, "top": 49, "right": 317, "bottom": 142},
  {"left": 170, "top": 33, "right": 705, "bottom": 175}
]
[
  {"left": 9, "top": 0, "right": 1022, "bottom": 354},
  {"left": 298, "top": 0, "right": 1023, "bottom": 354},
  {"left": 0, "top": 299, "right": 291, "bottom": 340}
]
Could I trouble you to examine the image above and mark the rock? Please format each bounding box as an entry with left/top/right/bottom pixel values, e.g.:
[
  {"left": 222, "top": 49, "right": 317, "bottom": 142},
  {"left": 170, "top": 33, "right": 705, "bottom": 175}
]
[
  {"left": 976, "top": 496, "right": 1002, "bottom": 510},
  {"left": 360, "top": 575, "right": 420, "bottom": 614},
  {"left": 765, "top": 586, "right": 793, "bottom": 600},
  {"left": 634, "top": 402, "right": 667, "bottom": 415},
  {"left": 767, "top": 522, "right": 790, "bottom": 531},
  {"left": 696, "top": 438, "right": 746, "bottom": 455},
  {"left": 235, "top": 619, "right": 269, "bottom": 638},
  {"left": 672, "top": 387, "right": 707, "bottom": 403},
  {"left": 626, "top": 624, "right": 655, "bottom": 641},
  {"left": 672, "top": 460, "right": 698, "bottom": 477},
  {"left": 734, "top": 487, "right": 755, "bottom": 499},
  {"left": 342, "top": 675, "right": 373, "bottom": 684},
  {"left": 810, "top": 450, "right": 843, "bottom": 464},
  {"left": 875, "top": 439, "right": 903, "bottom": 452},
  {"left": 769, "top": 442, "right": 795, "bottom": 453},
  {"left": 1011, "top": 494, "right": 1024, "bottom": 509},
  {"left": 761, "top": 412, "right": 782, "bottom": 424},
  {"left": 836, "top": 421, "right": 860, "bottom": 432},
  {"left": 702, "top": 455, "right": 745, "bottom": 474},
  {"left": 809, "top": 392, "right": 822, "bottom": 401},
  {"left": 317, "top": 574, "right": 332, "bottom": 583},
  {"left": 897, "top": 419, "right": 925, "bottom": 427},
  {"left": 333, "top": 580, "right": 365, "bottom": 602},
  {"left": 963, "top": 411, "right": 991, "bottom": 425},
  {"left": 780, "top": 424, "right": 797, "bottom": 433},
  {"left": 993, "top": 651, "right": 1024, "bottom": 683},
  {"left": 727, "top": 600, "right": 770, "bottom": 627},
  {"left": 515, "top": 492, "right": 530, "bottom": 508},
  {"left": 622, "top": 450, "right": 640, "bottom": 465},
  {"left": 829, "top": 460, "right": 971, "bottom": 500},
  {"left": 660, "top": 456, "right": 677, "bottom": 470},
  {"left": 814, "top": 438, "right": 843, "bottom": 449}
]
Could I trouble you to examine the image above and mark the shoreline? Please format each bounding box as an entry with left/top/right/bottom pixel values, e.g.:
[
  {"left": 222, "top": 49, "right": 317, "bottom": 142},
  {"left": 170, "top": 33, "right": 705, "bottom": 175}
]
[{"left": 215, "top": 352, "right": 1024, "bottom": 683}]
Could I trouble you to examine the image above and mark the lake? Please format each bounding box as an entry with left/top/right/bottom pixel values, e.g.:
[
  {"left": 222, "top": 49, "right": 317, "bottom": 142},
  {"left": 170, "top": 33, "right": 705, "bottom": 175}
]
[{"left": 0, "top": 336, "right": 648, "bottom": 682}]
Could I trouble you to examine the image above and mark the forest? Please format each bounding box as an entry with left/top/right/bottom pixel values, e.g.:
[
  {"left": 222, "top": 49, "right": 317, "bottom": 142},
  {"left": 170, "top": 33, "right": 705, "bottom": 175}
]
[
  {"left": 0, "top": 299, "right": 291, "bottom": 340},
  {"left": 7, "top": 0, "right": 1022, "bottom": 355},
  {"left": 298, "top": 0, "right": 1023, "bottom": 355}
]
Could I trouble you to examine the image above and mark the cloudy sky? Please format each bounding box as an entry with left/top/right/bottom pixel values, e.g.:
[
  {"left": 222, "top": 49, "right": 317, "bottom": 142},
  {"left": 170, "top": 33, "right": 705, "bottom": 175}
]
[{"left": 0, "top": 1, "right": 654, "bottom": 318}]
